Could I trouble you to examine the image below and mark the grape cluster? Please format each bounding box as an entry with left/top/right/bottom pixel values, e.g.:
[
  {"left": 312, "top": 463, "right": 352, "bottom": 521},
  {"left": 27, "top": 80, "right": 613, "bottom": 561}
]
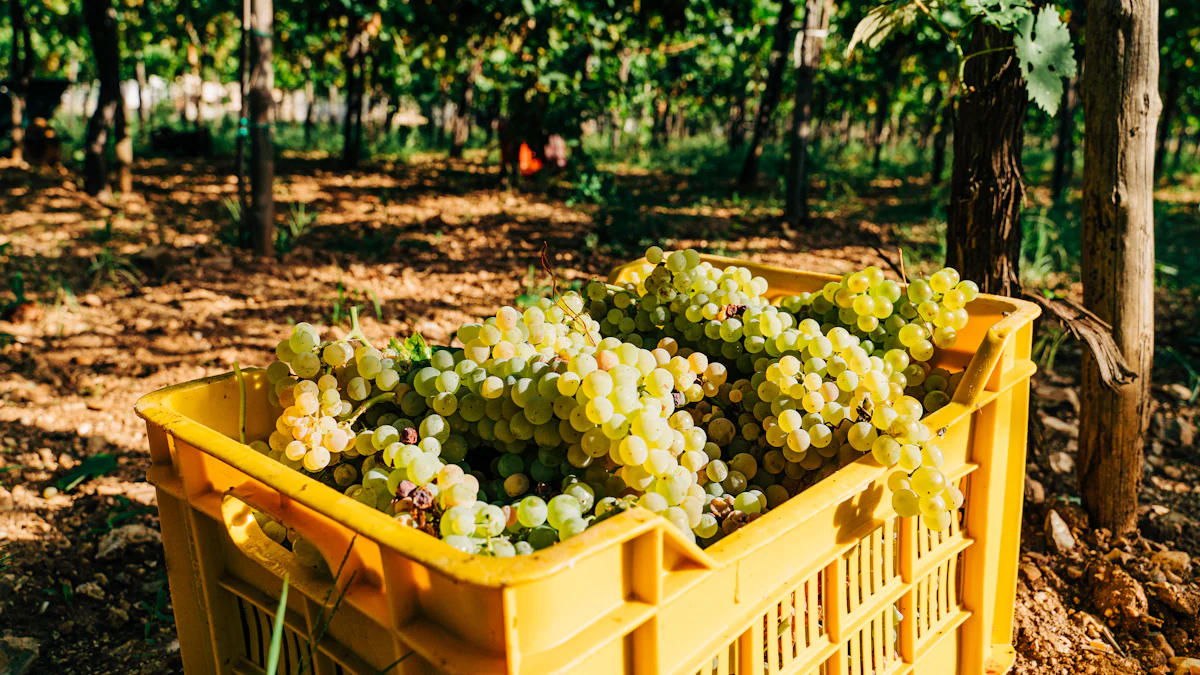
[
  {"left": 252, "top": 243, "right": 983, "bottom": 558},
  {"left": 779, "top": 266, "right": 978, "bottom": 413},
  {"left": 584, "top": 248, "right": 980, "bottom": 532}
]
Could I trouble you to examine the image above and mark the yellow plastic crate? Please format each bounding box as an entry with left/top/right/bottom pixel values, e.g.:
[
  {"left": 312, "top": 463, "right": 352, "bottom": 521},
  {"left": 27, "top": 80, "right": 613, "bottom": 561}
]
[{"left": 136, "top": 255, "right": 1039, "bottom": 675}]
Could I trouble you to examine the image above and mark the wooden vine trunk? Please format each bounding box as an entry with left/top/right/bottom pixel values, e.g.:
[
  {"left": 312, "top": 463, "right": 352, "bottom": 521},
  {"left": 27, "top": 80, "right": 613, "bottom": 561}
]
[
  {"left": 944, "top": 26, "right": 1028, "bottom": 297},
  {"left": 1077, "top": 0, "right": 1160, "bottom": 534}
]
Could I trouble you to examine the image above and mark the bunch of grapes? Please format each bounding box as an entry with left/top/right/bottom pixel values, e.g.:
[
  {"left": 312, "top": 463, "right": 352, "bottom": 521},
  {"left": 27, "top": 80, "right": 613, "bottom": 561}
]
[
  {"left": 579, "top": 247, "right": 982, "bottom": 532},
  {"left": 252, "top": 243, "right": 984, "bottom": 558},
  {"left": 778, "top": 266, "right": 979, "bottom": 413},
  {"left": 261, "top": 321, "right": 421, "bottom": 474}
]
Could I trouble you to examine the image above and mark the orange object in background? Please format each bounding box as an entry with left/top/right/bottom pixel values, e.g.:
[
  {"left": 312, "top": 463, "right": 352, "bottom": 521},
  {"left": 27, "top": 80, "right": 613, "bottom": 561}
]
[{"left": 519, "top": 143, "right": 543, "bottom": 175}]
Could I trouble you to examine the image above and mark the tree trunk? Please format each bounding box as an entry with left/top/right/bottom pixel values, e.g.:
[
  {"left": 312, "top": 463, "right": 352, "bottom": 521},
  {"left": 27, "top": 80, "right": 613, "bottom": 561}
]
[
  {"left": 784, "top": 0, "right": 831, "bottom": 229},
  {"left": 246, "top": 0, "right": 275, "bottom": 256},
  {"left": 83, "top": 0, "right": 123, "bottom": 197},
  {"left": 114, "top": 98, "right": 132, "bottom": 194},
  {"left": 8, "top": 0, "right": 32, "bottom": 162},
  {"left": 1077, "top": 0, "right": 1159, "bottom": 535},
  {"left": 738, "top": 0, "right": 796, "bottom": 190},
  {"left": 135, "top": 59, "right": 148, "bottom": 131},
  {"left": 341, "top": 25, "right": 367, "bottom": 169},
  {"left": 236, "top": 0, "right": 250, "bottom": 219},
  {"left": 304, "top": 76, "right": 315, "bottom": 145},
  {"left": 870, "top": 85, "right": 892, "bottom": 174},
  {"left": 1154, "top": 68, "right": 1178, "bottom": 178},
  {"left": 1170, "top": 120, "right": 1190, "bottom": 173},
  {"left": 450, "top": 58, "right": 480, "bottom": 159},
  {"left": 728, "top": 78, "right": 747, "bottom": 152},
  {"left": 944, "top": 26, "right": 1028, "bottom": 296},
  {"left": 1050, "top": 74, "right": 1078, "bottom": 201}
]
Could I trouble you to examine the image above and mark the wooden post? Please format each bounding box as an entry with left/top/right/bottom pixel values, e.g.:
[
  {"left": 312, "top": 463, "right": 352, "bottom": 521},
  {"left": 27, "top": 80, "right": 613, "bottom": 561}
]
[
  {"left": 737, "top": 0, "right": 796, "bottom": 190},
  {"left": 8, "top": 0, "right": 32, "bottom": 163},
  {"left": 83, "top": 0, "right": 123, "bottom": 197},
  {"left": 783, "top": 0, "right": 831, "bottom": 230},
  {"left": 247, "top": 0, "right": 275, "bottom": 256},
  {"left": 1077, "top": 0, "right": 1159, "bottom": 534}
]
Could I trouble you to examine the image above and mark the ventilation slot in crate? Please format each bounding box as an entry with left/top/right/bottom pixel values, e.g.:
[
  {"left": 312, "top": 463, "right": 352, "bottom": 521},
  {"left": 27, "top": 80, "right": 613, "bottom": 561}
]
[
  {"left": 844, "top": 519, "right": 899, "bottom": 619},
  {"left": 843, "top": 607, "right": 900, "bottom": 675},
  {"left": 234, "top": 595, "right": 314, "bottom": 674},
  {"left": 914, "top": 553, "right": 962, "bottom": 643}
]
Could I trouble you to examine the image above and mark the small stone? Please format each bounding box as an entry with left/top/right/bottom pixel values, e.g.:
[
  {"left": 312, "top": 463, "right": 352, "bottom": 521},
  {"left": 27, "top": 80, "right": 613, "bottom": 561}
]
[
  {"left": 1067, "top": 565, "right": 1084, "bottom": 579},
  {"left": 0, "top": 486, "right": 12, "bottom": 512},
  {"left": 1170, "top": 657, "right": 1200, "bottom": 675},
  {"left": 1092, "top": 564, "right": 1148, "bottom": 632},
  {"left": 1165, "top": 465, "right": 1184, "bottom": 480},
  {"left": 1049, "top": 452, "right": 1075, "bottom": 475},
  {"left": 74, "top": 581, "right": 105, "bottom": 600},
  {"left": 97, "top": 523, "right": 161, "bottom": 559},
  {"left": 1165, "top": 417, "right": 1196, "bottom": 447},
  {"left": 1046, "top": 509, "right": 1076, "bottom": 554},
  {"left": 1021, "top": 564, "right": 1043, "bottom": 582},
  {"left": 108, "top": 607, "right": 129, "bottom": 627},
  {"left": 1025, "top": 476, "right": 1046, "bottom": 505},
  {"left": 1153, "top": 551, "right": 1192, "bottom": 576},
  {"left": 1042, "top": 415, "right": 1080, "bottom": 438},
  {"left": 83, "top": 293, "right": 102, "bottom": 307},
  {"left": 0, "top": 635, "right": 40, "bottom": 675},
  {"left": 1167, "top": 383, "right": 1194, "bottom": 401},
  {"left": 1153, "top": 633, "right": 1175, "bottom": 659},
  {"left": 1106, "top": 549, "right": 1134, "bottom": 565}
]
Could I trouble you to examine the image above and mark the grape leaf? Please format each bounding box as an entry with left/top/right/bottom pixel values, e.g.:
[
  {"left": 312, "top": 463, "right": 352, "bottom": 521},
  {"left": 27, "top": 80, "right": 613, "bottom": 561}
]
[
  {"left": 846, "top": 2, "right": 919, "bottom": 56},
  {"left": 389, "top": 333, "right": 433, "bottom": 363},
  {"left": 1015, "top": 6, "right": 1078, "bottom": 116},
  {"left": 964, "top": 0, "right": 1032, "bottom": 29}
]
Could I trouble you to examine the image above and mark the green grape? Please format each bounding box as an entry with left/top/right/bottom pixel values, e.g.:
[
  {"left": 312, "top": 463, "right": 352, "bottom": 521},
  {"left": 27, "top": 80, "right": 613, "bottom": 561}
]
[{"left": 517, "top": 496, "right": 548, "bottom": 528}]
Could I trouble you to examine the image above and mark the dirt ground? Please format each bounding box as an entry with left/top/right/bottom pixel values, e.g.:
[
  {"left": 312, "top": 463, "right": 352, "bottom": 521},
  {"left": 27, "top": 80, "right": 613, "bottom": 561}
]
[{"left": 1, "top": 153, "right": 1198, "bottom": 674}]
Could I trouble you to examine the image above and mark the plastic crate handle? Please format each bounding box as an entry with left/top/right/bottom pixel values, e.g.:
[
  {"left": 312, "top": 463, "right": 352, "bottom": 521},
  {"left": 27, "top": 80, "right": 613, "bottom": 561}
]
[{"left": 221, "top": 483, "right": 386, "bottom": 602}]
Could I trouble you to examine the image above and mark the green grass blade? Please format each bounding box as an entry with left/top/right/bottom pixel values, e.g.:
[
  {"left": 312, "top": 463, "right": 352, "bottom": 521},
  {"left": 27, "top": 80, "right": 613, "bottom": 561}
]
[{"left": 266, "top": 575, "right": 290, "bottom": 675}]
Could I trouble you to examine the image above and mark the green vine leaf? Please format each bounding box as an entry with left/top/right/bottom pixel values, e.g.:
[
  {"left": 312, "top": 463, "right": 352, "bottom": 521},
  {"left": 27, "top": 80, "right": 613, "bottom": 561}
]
[
  {"left": 964, "top": 0, "right": 1032, "bottom": 29},
  {"left": 846, "top": 2, "right": 919, "bottom": 56},
  {"left": 1015, "top": 6, "right": 1078, "bottom": 116}
]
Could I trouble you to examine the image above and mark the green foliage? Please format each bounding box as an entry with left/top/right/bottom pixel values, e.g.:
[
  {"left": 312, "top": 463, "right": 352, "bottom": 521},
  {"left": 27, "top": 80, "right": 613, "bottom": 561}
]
[
  {"left": 848, "top": 0, "right": 1076, "bottom": 116},
  {"left": 1014, "top": 7, "right": 1077, "bottom": 115},
  {"left": 846, "top": 2, "right": 919, "bottom": 55},
  {"left": 275, "top": 203, "right": 317, "bottom": 257},
  {"left": 56, "top": 454, "right": 118, "bottom": 493},
  {"left": 963, "top": 0, "right": 1031, "bottom": 29},
  {"left": 390, "top": 334, "right": 433, "bottom": 363}
]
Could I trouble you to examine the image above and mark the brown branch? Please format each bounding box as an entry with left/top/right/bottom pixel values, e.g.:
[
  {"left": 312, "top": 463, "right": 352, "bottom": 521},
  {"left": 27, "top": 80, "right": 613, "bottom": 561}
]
[
  {"left": 539, "top": 241, "right": 594, "bottom": 346},
  {"left": 871, "top": 244, "right": 905, "bottom": 281},
  {"left": 1022, "top": 291, "right": 1136, "bottom": 390}
]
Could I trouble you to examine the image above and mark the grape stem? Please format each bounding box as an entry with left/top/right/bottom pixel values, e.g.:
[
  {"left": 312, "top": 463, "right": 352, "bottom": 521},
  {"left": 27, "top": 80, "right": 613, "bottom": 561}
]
[
  {"left": 342, "top": 306, "right": 376, "bottom": 349},
  {"left": 346, "top": 392, "right": 397, "bottom": 426}
]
